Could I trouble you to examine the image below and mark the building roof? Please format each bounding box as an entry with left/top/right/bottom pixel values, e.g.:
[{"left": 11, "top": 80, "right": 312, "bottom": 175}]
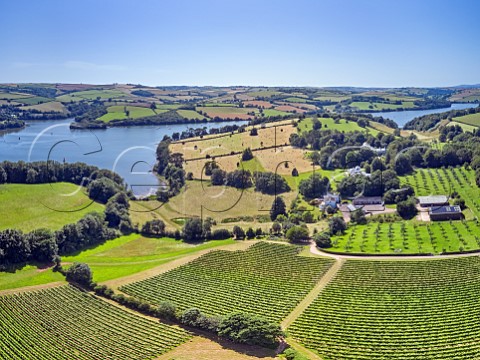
[
  {"left": 418, "top": 195, "right": 448, "bottom": 205},
  {"left": 429, "top": 205, "right": 462, "bottom": 215},
  {"left": 353, "top": 196, "right": 383, "bottom": 203}
]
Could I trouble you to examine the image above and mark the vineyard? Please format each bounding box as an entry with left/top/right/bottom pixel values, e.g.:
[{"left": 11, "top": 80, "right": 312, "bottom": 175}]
[
  {"left": 0, "top": 285, "right": 190, "bottom": 360},
  {"left": 120, "top": 242, "right": 334, "bottom": 322},
  {"left": 401, "top": 167, "right": 480, "bottom": 217},
  {"left": 289, "top": 257, "right": 480, "bottom": 359},
  {"left": 329, "top": 219, "right": 480, "bottom": 254}
]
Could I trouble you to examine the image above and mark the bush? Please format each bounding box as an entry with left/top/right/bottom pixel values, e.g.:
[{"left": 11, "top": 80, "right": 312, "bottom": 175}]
[
  {"left": 210, "top": 228, "right": 232, "bottom": 240},
  {"left": 141, "top": 219, "right": 166, "bottom": 237},
  {"left": 328, "top": 217, "right": 347, "bottom": 235},
  {"left": 286, "top": 226, "right": 309, "bottom": 243},
  {"left": 156, "top": 301, "right": 177, "bottom": 320},
  {"left": 314, "top": 232, "right": 332, "bottom": 248},
  {"left": 242, "top": 147, "right": 254, "bottom": 161},
  {"left": 233, "top": 225, "right": 245, "bottom": 240},
  {"left": 65, "top": 262, "right": 93, "bottom": 287},
  {"left": 218, "top": 312, "right": 284, "bottom": 348},
  {"left": 397, "top": 197, "right": 418, "bottom": 220}
]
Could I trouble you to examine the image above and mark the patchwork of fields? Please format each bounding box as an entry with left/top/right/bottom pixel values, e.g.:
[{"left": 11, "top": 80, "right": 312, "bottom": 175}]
[
  {"left": 120, "top": 242, "right": 334, "bottom": 322},
  {"left": 289, "top": 257, "right": 480, "bottom": 359},
  {"left": 0, "top": 285, "right": 191, "bottom": 359}
]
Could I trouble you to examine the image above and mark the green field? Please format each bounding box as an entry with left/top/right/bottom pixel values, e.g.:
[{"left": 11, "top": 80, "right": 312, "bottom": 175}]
[
  {"left": 0, "top": 235, "right": 238, "bottom": 290},
  {"left": 57, "top": 89, "right": 128, "bottom": 102},
  {"left": 350, "top": 101, "right": 416, "bottom": 110},
  {"left": 297, "top": 117, "right": 379, "bottom": 135},
  {"left": 329, "top": 220, "right": 480, "bottom": 254},
  {"left": 0, "top": 265, "right": 65, "bottom": 291},
  {"left": 98, "top": 105, "right": 157, "bottom": 122},
  {"left": 18, "top": 96, "right": 53, "bottom": 105},
  {"left": 177, "top": 109, "right": 207, "bottom": 120},
  {"left": 262, "top": 109, "right": 290, "bottom": 117},
  {"left": 402, "top": 167, "right": 480, "bottom": 217},
  {"left": 247, "top": 90, "right": 282, "bottom": 98},
  {"left": 289, "top": 257, "right": 480, "bottom": 359},
  {"left": 284, "top": 97, "right": 309, "bottom": 103},
  {"left": 0, "top": 183, "right": 104, "bottom": 232},
  {"left": 0, "top": 285, "right": 191, "bottom": 359},
  {"left": 121, "top": 242, "right": 334, "bottom": 322},
  {"left": 63, "top": 235, "right": 237, "bottom": 282},
  {"left": 453, "top": 112, "right": 480, "bottom": 127},
  {"left": 0, "top": 92, "right": 33, "bottom": 100}
]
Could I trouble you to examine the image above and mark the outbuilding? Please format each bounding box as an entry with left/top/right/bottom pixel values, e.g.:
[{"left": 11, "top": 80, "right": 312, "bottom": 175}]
[
  {"left": 352, "top": 196, "right": 383, "bottom": 206},
  {"left": 429, "top": 205, "right": 463, "bottom": 221},
  {"left": 417, "top": 195, "right": 448, "bottom": 208}
]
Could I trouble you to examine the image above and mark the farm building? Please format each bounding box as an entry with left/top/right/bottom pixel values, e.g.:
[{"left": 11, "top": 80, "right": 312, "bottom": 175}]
[
  {"left": 319, "top": 193, "right": 341, "bottom": 211},
  {"left": 417, "top": 195, "right": 449, "bottom": 208},
  {"left": 429, "top": 205, "right": 463, "bottom": 221},
  {"left": 352, "top": 196, "right": 383, "bottom": 206}
]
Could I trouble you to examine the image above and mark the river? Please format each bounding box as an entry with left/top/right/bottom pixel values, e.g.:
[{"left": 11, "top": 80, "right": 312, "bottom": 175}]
[
  {"left": 0, "top": 120, "right": 246, "bottom": 196},
  {"left": 370, "top": 103, "right": 478, "bottom": 128}
]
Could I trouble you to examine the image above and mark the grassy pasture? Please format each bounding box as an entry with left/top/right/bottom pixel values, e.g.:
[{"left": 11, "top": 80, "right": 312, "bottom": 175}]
[
  {"left": 0, "top": 183, "right": 104, "bottom": 232},
  {"left": 18, "top": 96, "right": 53, "bottom": 105},
  {"left": 290, "top": 257, "right": 480, "bottom": 359},
  {"left": 131, "top": 180, "right": 297, "bottom": 226},
  {"left": 57, "top": 89, "right": 128, "bottom": 102},
  {"left": 171, "top": 122, "right": 295, "bottom": 160},
  {"left": 121, "top": 242, "right": 334, "bottom": 322},
  {"left": 0, "top": 92, "right": 33, "bottom": 100},
  {"left": 262, "top": 108, "right": 290, "bottom": 117},
  {"left": 284, "top": 97, "right": 309, "bottom": 103},
  {"left": 449, "top": 121, "right": 478, "bottom": 132},
  {"left": 63, "top": 234, "right": 237, "bottom": 282},
  {"left": 298, "top": 116, "right": 380, "bottom": 135},
  {"left": 452, "top": 112, "right": 480, "bottom": 127},
  {"left": 350, "top": 101, "right": 416, "bottom": 110},
  {"left": 247, "top": 90, "right": 282, "bottom": 98},
  {"left": 177, "top": 109, "right": 208, "bottom": 120},
  {"left": 21, "top": 101, "right": 67, "bottom": 113},
  {"left": 196, "top": 106, "right": 258, "bottom": 120},
  {"left": 98, "top": 105, "right": 157, "bottom": 122}
]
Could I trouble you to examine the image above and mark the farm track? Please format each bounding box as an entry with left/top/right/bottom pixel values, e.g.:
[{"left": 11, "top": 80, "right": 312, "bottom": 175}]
[{"left": 281, "top": 258, "right": 345, "bottom": 329}]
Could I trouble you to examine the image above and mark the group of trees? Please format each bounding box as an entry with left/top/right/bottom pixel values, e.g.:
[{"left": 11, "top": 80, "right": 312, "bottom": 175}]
[
  {"left": 290, "top": 127, "right": 395, "bottom": 169},
  {"left": 211, "top": 169, "right": 291, "bottom": 195},
  {"left": 0, "top": 212, "right": 116, "bottom": 269},
  {"left": 156, "top": 140, "right": 186, "bottom": 201},
  {"left": 0, "top": 161, "right": 132, "bottom": 268},
  {"left": 0, "top": 160, "right": 124, "bottom": 192}
]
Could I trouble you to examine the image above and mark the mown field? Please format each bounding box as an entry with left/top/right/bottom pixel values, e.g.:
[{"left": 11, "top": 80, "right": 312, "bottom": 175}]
[
  {"left": 297, "top": 116, "right": 380, "bottom": 135},
  {"left": 0, "top": 183, "right": 104, "bottom": 232},
  {"left": 453, "top": 112, "right": 480, "bottom": 127},
  {"left": 0, "top": 285, "right": 191, "bottom": 359},
  {"left": 98, "top": 105, "right": 161, "bottom": 122},
  {"left": 121, "top": 242, "right": 334, "bottom": 322},
  {"left": 130, "top": 180, "right": 298, "bottom": 227},
  {"left": 289, "top": 257, "right": 480, "bottom": 359},
  {"left": 349, "top": 101, "right": 416, "bottom": 111}
]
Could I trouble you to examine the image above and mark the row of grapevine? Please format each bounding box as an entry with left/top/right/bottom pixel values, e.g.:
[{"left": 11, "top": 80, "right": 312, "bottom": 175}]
[
  {"left": 0, "top": 285, "right": 191, "bottom": 360},
  {"left": 330, "top": 219, "right": 480, "bottom": 254},
  {"left": 289, "top": 257, "right": 480, "bottom": 359},
  {"left": 120, "top": 242, "right": 334, "bottom": 322}
]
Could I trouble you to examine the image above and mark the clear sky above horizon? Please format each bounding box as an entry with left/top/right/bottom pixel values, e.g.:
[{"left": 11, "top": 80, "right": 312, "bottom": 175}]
[{"left": 1, "top": 0, "right": 479, "bottom": 88}]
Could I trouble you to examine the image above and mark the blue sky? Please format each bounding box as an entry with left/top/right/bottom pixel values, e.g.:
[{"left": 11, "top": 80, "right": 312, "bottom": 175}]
[{"left": 0, "top": 0, "right": 479, "bottom": 87}]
